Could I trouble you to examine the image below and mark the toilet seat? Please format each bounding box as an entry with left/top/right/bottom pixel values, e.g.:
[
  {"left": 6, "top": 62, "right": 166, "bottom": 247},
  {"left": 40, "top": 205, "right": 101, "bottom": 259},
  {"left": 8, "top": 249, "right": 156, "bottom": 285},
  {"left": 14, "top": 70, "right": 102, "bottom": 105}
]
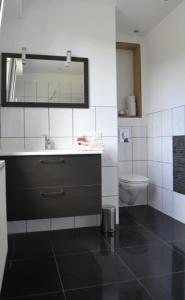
[{"left": 120, "top": 174, "right": 149, "bottom": 184}]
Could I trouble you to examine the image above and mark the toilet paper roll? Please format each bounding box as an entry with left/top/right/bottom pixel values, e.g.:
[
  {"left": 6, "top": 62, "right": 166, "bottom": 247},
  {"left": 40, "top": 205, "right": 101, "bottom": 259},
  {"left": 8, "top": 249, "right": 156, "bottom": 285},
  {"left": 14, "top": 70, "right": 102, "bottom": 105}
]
[
  {"left": 128, "top": 100, "right": 136, "bottom": 116},
  {"left": 128, "top": 96, "right": 136, "bottom": 103}
]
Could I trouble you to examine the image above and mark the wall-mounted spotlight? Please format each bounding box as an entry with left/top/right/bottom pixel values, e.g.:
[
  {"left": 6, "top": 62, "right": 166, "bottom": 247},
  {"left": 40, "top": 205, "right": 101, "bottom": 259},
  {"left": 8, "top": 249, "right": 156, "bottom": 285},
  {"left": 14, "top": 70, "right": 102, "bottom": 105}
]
[
  {"left": 65, "top": 50, "right": 72, "bottom": 67},
  {"left": 22, "top": 47, "right": 26, "bottom": 65},
  {"left": 0, "top": 0, "right": 5, "bottom": 28}
]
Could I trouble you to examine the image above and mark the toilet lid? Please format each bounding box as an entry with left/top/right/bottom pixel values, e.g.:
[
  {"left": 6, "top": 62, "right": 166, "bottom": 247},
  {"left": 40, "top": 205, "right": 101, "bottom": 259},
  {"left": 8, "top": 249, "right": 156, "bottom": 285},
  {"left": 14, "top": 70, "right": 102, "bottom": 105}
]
[{"left": 120, "top": 174, "right": 149, "bottom": 183}]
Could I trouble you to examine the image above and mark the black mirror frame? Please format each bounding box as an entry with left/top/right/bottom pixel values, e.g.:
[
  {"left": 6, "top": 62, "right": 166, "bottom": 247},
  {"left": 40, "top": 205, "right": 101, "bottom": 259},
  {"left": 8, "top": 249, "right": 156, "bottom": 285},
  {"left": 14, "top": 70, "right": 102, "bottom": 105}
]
[{"left": 1, "top": 53, "right": 89, "bottom": 108}]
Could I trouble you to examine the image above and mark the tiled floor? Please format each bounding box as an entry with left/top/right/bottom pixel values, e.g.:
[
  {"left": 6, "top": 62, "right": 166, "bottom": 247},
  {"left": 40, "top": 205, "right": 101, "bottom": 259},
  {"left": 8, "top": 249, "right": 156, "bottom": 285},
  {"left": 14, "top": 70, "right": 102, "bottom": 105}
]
[{"left": 2, "top": 205, "right": 185, "bottom": 299}]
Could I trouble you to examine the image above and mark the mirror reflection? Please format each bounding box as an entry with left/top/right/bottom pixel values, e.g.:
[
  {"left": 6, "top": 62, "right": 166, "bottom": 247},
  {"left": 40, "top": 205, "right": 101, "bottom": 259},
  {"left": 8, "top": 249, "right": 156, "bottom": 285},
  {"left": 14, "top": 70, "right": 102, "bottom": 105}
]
[{"left": 2, "top": 53, "right": 89, "bottom": 108}]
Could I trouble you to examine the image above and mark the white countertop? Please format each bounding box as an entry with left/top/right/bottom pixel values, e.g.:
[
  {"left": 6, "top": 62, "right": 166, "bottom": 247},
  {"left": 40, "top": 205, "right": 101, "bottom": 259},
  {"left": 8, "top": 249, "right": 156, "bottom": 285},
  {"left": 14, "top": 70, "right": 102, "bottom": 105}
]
[
  {"left": 0, "top": 161, "right": 5, "bottom": 169},
  {"left": 0, "top": 149, "right": 103, "bottom": 156}
]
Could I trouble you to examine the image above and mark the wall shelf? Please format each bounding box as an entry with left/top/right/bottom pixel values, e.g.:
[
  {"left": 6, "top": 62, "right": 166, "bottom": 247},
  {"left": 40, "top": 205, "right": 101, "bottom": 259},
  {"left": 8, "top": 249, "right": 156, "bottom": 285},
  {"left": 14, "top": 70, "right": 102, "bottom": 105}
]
[{"left": 116, "top": 42, "right": 142, "bottom": 117}]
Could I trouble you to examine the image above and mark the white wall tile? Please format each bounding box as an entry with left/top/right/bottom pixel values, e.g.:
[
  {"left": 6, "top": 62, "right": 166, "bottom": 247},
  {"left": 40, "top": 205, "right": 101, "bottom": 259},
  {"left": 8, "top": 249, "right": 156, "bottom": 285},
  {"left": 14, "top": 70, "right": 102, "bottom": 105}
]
[
  {"left": 25, "top": 97, "right": 36, "bottom": 103},
  {"left": 51, "top": 217, "right": 74, "bottom": 230},
  {"left": 25, "top": 81, "right": 36, "bottom": 97},
  {"left": 148, "top": 161, "right": 154, "bottom": 184},
  {"left": 0, "top": 138, "right": 24, "bottom": 151},
  {"left": 15, "top": 80, "right": 24, "bottom": 97},
  {"left": 25, "top": 108, "right": 48, "bottom": 137},
  {"left": 153, "top": 137, "right": 162, "bottom": 162},
  {"left": 162, "top": 163, "right": 173, "bottom": 190},
  {"left": 162, "top": 189, "right": 173, "bottom": 218},
  {"left": 37, "top": 82, "right": 49, "bottom": 98},
  {"left": 162, "top": 109, "right": 172, "bottom": 136},
  {"left": 25, "top": 138, "right": 45, "bottom": 150},
  {"left": 133, "top": 161, "right": 148, "bottom": 177},
  {"left": 49, "top": 82, "right": 60, "bottom": 98},
  {"left": 153, "top": 162, "right": 163, "bottom": 186},
  {"left": 153, "top": 112, "right": 162, "bottom": 137},
  {"left": 36, "top": 97, "right": 48, "bottom": 103},
  {"left": 172, "top": 106, "right": 185, "bottom": 136},
  {"left": 147, "top": 138, "right": 154, "bottom": 161},
  {"left": 119, "top": 117, "right": 146, "bottom": 128},
  {"left": 162, "top": 137, "right": 172, "bottom": 163},
  {"left": 1, "top": 108, "right": 24, "bottom": 137},
  {"left": 73, "top": 107, "right": 95, "bottom": 136},
  {"left": 133, "top": 138, "right": 147, "bottom": 161},
  {"left": 147, "top": 114, "right": 153, "bottom": 137},
  {"left": 75, "top": 215, "right": 97, "bottom": 228},
  {"left": 102, "top": 167, "right": 118, "bottom": 196},
  {"left": 96, "top": 107, "right": 117, "bottom": 136},
  {"left": 132, "top": 126, "right": 147, "bottom": 138},
  {"left": 50, "top": 137, "right": 73, "bottom": 149},
  {"left": 118, "top": 140, "right": 132, "bottom": 161},
  {"left": 7, "top": 221, "right": 26, "bottom": 234},
  {"left": 102, "top": 137, "right": 117, "bottom": 166},
  {"left": 49, "top": 108, "right": 72, "bottom": 137},
  {"left": 174, "top": 192, "right": 185, "bottom": 223},
  {"left": 27, "top": 219, "right": 50, "bottom": 232},
  {"left": 118, "top": 161, "right": 132, "bottom": 176},
  {"left": 148, "top": 184, "right": 163, "bottom": 211}
]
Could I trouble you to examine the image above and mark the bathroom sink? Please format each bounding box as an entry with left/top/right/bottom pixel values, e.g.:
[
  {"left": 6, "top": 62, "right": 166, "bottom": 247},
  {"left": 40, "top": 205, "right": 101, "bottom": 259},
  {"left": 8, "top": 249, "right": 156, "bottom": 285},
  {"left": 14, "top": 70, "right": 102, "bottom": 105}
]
[{"left": 0, "top": 148, "right": 103, "bottom": 157}]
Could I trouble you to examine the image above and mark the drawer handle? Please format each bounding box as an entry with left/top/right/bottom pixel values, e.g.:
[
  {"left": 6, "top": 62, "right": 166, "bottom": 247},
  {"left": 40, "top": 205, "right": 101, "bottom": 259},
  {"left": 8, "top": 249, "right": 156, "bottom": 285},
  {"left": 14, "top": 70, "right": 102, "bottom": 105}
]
[
  {"left": 40, "top": 189, "right": 66, "bottom": 197},
  {"left": 39, "top": 159, "right": 65, "bottom": 164}
]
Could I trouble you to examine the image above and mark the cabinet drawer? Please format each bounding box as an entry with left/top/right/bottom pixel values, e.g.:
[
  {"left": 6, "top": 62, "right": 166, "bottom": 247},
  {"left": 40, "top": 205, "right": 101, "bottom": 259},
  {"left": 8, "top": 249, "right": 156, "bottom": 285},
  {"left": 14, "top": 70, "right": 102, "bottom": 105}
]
[
  {"left": 7, "top": 185, "right": 101, "bottom": 221},
  {"left": 4, "top": 154, "right": 101, "bottom": 188}
]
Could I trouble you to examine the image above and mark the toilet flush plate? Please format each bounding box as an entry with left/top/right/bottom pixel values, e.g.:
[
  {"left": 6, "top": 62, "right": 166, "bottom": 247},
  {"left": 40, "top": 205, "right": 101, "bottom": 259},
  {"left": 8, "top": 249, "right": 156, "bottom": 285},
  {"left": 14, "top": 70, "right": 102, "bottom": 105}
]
[{"left": 119, "top": 127, "right": 130, "bottom": 143}]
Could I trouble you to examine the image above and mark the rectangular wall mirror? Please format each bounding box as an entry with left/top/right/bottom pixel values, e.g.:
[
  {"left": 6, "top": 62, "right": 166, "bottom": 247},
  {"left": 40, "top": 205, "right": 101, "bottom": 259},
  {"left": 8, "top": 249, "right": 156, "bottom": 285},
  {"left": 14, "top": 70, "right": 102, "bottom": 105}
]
[{"left": 1, "top": 53, "right": 89, "bottom": 108}]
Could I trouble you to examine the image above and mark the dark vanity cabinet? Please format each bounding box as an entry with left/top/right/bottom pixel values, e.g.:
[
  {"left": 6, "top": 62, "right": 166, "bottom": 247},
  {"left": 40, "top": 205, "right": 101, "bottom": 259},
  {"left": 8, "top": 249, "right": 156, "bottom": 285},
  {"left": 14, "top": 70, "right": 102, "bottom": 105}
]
[{"left": 2, "top": 154, "right": 102, "bottom": 221}]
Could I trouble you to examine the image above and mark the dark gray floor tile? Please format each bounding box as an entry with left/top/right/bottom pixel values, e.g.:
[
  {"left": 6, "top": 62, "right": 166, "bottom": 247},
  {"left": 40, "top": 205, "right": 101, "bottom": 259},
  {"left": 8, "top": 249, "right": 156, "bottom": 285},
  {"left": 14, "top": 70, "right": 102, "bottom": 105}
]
[
  {"left": 56, "top": 250, "right": 134, "bottom": 290},
  {"left": 170, "top": 240, "right": 185, "bottom": 257},
  {"left": 145, "top": 219, "right": 185, "bottom": 242},
  {"left": 119, "top": 208, "right": 138, "bottom": 227},
  {"left": 105, "top": 225, "right": 160, "bottom": 248},
  {"left": 66, "top": 280, "right": 153, "bottom": 300},
  {"left": 141, "top": 272, "right": 185, "bottom": 300},
  {"left": 117, "top": 242, "right": 185, "bottom": 278},
  {"left": 9, "top": 231, "right": 53, "bottom": 260},
  {"left": 7, "top": 234, "right": 14, "bottom": 260},
  {"left": 1, "top": 258, "right": 61, "bottom": 298},
  {"left": 52, "top": 227, "right": 108, "bottom": 255},
  {"left": 122, "top": 205, "right": 172, "bottom": 225}
]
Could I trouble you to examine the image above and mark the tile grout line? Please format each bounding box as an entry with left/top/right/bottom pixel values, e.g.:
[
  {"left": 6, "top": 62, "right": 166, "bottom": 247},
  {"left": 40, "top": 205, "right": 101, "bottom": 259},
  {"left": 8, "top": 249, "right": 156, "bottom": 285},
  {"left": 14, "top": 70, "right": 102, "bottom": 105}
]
[
  {"left": 72, "top": 108, "right": 74, "bottom": 143},
  {"left": 137, "top": 269, "right": 185, "bottom": 281},
  {"left": 115, "top": 253, "right": 157, "bottom": 300},
  {"left": 142, "top": 223, "right": 185, "bottom": 258},
  {"left": 48, "top": 107, "right": 50, "bottom": 137},
  {"left": 63, "top": 278, "right": 136, "bottom": 293},
  {"left": 51, "top": 241, "right": 67, "bottom": 300},
  {"left": 133, "top": 208, "right": 185, "bottom": 260},
  {"left": 101, "top": 234, "right": 157, "bottom": 300}
]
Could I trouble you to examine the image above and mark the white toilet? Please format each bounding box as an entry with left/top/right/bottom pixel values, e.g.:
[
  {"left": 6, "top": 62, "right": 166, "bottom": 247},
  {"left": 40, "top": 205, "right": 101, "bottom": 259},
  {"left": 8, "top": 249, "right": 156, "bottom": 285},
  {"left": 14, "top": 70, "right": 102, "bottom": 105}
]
[{"left": 119, "top": 174, "right": 149, "bottom": 205}]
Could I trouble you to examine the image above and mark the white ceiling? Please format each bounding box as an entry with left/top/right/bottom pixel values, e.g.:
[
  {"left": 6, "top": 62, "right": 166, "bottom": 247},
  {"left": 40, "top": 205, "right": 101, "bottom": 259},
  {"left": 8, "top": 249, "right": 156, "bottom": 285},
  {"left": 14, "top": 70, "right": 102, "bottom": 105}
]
[
  {"left": 116, "top": 0, "right": 183, "bottom": 35},
  {"left": 3, "top": 0, "right": 184, "bottom": 36}
]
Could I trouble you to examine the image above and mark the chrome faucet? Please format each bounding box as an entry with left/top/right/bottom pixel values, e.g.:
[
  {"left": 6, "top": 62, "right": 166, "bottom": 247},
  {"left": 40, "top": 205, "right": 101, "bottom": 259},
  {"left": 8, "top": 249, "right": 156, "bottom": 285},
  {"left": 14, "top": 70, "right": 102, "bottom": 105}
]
[{"left": 42, "top": 135, "right": 52, "bottom": 150}]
